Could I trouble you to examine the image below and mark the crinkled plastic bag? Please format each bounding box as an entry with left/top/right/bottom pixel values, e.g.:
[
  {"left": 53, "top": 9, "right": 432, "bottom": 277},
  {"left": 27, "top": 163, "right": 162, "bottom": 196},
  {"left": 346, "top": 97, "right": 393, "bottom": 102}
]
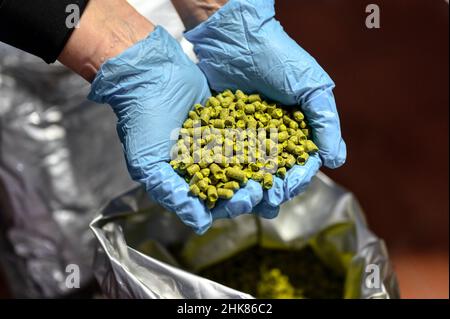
[
  {"left": 91, "top": 172, "right": 400, "bottom": 299},
  {"left": 0, "top": 44, "right": 135, "bottom": 297}
]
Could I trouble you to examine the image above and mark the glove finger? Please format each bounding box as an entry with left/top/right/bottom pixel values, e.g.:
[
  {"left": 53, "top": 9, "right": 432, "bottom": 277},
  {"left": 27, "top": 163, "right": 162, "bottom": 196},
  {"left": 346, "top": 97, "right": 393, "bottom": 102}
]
[
  {"left": 253, "top": 176, "right": 284, "bottom": 219},
  {"left": 284, "top": 154, "right": 321, "bottom": 200},
  {"left": 212, "top": 179, "right": 263, "bottom": 220},
  {"left": 301, "top": 90, "right": 347, "bottom": 169},
  {"left": 145, "top": 162, "right": 212, "bottom": 234}
]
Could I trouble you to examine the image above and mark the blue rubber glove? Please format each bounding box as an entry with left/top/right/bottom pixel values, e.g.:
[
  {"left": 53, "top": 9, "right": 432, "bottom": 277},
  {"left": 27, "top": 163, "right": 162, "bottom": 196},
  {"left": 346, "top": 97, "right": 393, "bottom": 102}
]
[
  {"left": 185, "top": 0, "right": 346, "bottom": 219},
  {"left": 88, "top": 26, "right": 262, "bottom": 234}
]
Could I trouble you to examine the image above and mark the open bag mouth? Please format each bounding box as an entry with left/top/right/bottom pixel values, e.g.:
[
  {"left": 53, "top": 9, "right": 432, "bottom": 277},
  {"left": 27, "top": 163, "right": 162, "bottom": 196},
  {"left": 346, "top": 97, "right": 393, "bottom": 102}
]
[{"left": 90, "top": 172, "right": 400, "bottom": 299}]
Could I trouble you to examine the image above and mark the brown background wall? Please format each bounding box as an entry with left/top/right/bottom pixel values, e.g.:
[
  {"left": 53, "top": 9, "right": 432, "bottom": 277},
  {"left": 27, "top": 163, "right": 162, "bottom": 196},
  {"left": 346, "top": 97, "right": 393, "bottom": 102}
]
[
  {"left": 275, "top": 0, "right": 448, "bottom": 250},
  {"left": 274, "top": 0, "right": 448, "bottom": 297}
]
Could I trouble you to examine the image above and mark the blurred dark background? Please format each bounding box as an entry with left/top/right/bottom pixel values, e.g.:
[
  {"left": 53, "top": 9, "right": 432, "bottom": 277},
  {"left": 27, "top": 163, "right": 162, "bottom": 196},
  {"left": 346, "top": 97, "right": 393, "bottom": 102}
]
[
  {"left": 0, "top": 0, "right": 448, "bottom": 298},
  {"left": 275, "top": 0, "right": 448, "bottom": 298}
]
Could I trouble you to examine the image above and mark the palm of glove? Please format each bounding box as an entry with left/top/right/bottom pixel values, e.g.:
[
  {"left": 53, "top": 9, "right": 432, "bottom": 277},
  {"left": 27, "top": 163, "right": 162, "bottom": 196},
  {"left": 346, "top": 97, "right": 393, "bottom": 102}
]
[{"left": 185, "top": 0, "right": 346, "bottom": 218}]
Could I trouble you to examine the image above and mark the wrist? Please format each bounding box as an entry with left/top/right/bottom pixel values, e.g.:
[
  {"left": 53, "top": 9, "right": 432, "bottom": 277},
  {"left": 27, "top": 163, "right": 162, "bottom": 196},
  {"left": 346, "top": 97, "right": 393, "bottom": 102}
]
[
  {"left": 172, "top": 0, "right": 228, "bottom": 30},
  {"left": 58, "top": 0, "right": 154, "bottom": 82}
]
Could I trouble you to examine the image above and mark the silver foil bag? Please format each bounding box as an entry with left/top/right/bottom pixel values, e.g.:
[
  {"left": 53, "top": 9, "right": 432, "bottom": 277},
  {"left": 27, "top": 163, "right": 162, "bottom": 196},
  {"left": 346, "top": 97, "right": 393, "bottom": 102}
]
[
  {"left": 0, "top": 45, "right": 136, "bottom": 298},
  {"left": 91, "top": 172, "right": 400, "bottom": 299}
]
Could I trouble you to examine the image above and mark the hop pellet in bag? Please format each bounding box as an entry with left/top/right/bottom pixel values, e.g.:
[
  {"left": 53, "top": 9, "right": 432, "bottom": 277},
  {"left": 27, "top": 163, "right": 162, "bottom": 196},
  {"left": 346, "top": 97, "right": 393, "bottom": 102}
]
[{"left": 90, "top": 172, "right": 400, "bottom": 299}]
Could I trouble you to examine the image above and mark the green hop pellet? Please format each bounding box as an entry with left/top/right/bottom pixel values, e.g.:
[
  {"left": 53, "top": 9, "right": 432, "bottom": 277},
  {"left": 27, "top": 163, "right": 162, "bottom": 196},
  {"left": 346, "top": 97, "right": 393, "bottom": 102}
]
[
  {"left": 251, "top": 171, "right": 264, "bottom": 182},
  {"left": 235, "top": 90, "right": 247, "bottom": 101},
  {"left": 236, "top": 109, "right": 247, "bottom": 120},
  {"left": 277, "top": 131, "right": 289, "bottom": 143},
  {"left": 247, "top": 119, "right": 258, "bottom": 130},
  {"left": 212, "top": 119, "right": 225, "bottom": 129},
  {"left": 186, "top": 164, "right": 200, "bottom": 176},
  {"left": 254, "top": 102, "right": 266, "bottom": 112},
  {"left": 285, "top": 155, "right": 297, "bottom": 168},
  {"left": 259, "top": 114, "right": 270, "bottom": 125},
  {"left": 223, "top": 89, "right": 235, "bottom": 99},
  {"left": 249, "top": 162, "right": 260, "bottom": 172},
  {"left": 289, "top": 121, "right": 299, "bottom": 130},
  {"left": 189, "top": 110, "right": 200, "bottom": 120},
  {"left": 222, "top": 96, "right": 234, "bottom": 107},
  {"left": 277, "top": 155, "right": 286, "bottom": 167},
  {"left": 295, "top": 129, "right": 307, "bottom": 141},
  {"left": 223, "top": 181, "right": 240, "bottom": 191},
  {"left": 190, "top": 172, "right": 203, "bottom": 185},
  {"left": 264, "top": 159, "right": 278, "bottom": 174},
  {"left": 236, "top": 100, "right": 246, "bottom": 110},
  {"left": 208, "top": 97, "right": 221, "bottom": 107},
  {"left": 282, "top": 115, "right": 291, "bottom": 125},
  {"left": 305, "top": 140, "right": 319, "bottom": 153},
  {"left": 200, "top": 112, "right": 210, "bottom": 125},
  {"left": 286, "top": 140, "right": 297, "bottom": 154},
  {"left": 198, "top": 192, "right": 207, "bottom": 201},
  {"left": 183, "top": 118, "right": 194, "bottom": 129},
  {"left": 293, "top": 111, "right": 304, "bottom": 122},
  {"left": 244, "top": 104, "right": 256, "bottom": 114},
  {"left": 248, "top": 94, "right": 261, "bottom": 103},
  {"left": 197, "top": 178, "right": 210, "bottom": 192},
  {"left": 277, "top": 144, "right": 285, "bottom": 155},
  {"left": 263, "top": 173, "right": 274, "bottom": 190},
  {"left": 301, "top": 128, "right": 309, "bottom": 137},
  {"left": 236, "top": 120, "right": 246, "bottom": 129},
  {"left": 209, "top": 174, "right": 220, "bottom": 185},
  {"left": 293, "top": 145, "right": 305, "bottom": 156},
  {"left": 289, "top": 135, "right": 299, "bottom": 144},
  {"left": 296, "top": 153, "right": 309, "bottom": 165},
  {"left": 217, "top": 188, "right": 234, "bottom": 199},
  {"left": 194, "top": 103, "right": 203, "bottom": 114},
  {"left": 200, "top": 168, "right": 210, "bottom": 177},
  {"left": 224, "top": 116, "right": 235, "bottom": 128},
  {"left": 226, "top": 167, "right": 248, "bottom": 184},
  {"left": 189, "top": 184, "right": 201, "bottom": 196},
  {"left": 210, "top": 163, "right": 225, "bottom": 180},
  {"left": 277, "top": 167, "right": 287, "bottom": 179},
  {"left": 244, "top": 169, "right": 254, "bottom": 179},
  {"left": 207, "top": 186, "right": 219, "bottom": 202},
  {"left": 271, "top": 108, "right": 283, "bottom": 119},
  {"left": 214, "top": 154, "right": 229, "bottom": 168}
]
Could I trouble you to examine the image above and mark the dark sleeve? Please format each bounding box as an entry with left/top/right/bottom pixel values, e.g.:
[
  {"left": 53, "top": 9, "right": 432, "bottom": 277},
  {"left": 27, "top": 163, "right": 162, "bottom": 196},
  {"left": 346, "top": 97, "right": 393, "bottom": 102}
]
[{"left": 0, "top": 0, "right": 89, "bottom": 63}]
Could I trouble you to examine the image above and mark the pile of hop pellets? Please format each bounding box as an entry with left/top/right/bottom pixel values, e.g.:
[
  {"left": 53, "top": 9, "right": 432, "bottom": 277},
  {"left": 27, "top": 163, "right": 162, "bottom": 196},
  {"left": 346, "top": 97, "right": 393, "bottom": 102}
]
[
  {"left": 198, "top": 246, "right": 344, "bottom": 299},
  {"left": 170, "top": 90, "right": 319, "bottom": 209},
  {"left": 257, "top": 268, "right": 304, "bottom": 299}
]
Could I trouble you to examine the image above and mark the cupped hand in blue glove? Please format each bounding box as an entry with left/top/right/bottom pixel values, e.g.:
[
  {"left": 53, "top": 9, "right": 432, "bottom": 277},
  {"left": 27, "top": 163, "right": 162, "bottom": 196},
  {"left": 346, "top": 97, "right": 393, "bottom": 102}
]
[
  {"left": 88, "top": 26, "right": 263, "bottom": 234},
  {"left": 185, "top": 0, "right": 347, "bottom": 219}
]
